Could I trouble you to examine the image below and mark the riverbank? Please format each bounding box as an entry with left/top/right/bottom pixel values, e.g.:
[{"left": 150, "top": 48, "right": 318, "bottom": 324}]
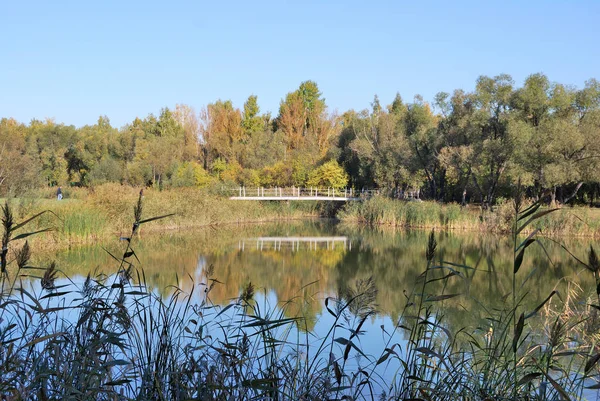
[
  {"left": 338, "top": 196, "right": 600, "bottom": 236},
  {"left": 4, "top": 183, "right": 322, "bottom": 250},
  {"left": 6, "top": 186, "right": 600, "bottom": 252}
]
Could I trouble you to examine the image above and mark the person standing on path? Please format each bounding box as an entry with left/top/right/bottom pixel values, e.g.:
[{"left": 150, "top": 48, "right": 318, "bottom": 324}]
[{"left": 57, "top": 186, "right": 63, "bottom": 200}]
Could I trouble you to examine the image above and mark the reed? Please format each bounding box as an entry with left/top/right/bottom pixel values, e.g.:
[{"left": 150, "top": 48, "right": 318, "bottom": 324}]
[
  {"left": 340, "top": 195, "right": 600, "bottom": 237},
  {"left": 1, "top": 193, "right": 600, "bottom": 400},
  {"left": 3, "top": 183, "right": 322, "bottom": 250}
]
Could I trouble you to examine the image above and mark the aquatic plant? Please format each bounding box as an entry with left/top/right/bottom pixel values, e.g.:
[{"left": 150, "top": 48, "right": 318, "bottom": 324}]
[{"left": 1, "top": 192, "right": 599, "bottom": 400}]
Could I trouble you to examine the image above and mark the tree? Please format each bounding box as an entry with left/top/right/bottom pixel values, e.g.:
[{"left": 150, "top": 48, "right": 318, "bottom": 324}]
[
  {"left": 307, "top": 160, "right": 349, "bottom": 189},
  {"left": 471, "top": 74, "right": 515, "bottom": 207},
  {"left": 404, "top": 97, "right": 441, "bottom": 199},
  {"left": 201, "top": 100, "right": 244, "bottom": 165}
]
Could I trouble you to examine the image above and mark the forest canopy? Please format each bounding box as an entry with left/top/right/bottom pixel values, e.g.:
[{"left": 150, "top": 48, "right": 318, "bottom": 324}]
[{"left": 1, "top": 74, "right": 599, "bottom": 206}]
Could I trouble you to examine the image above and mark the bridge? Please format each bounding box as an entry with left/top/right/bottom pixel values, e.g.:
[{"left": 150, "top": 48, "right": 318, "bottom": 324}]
[
  {"left": 229, "top": 187, "right": 378, "bottom": 201},
  {"left": 239, "top": 236, "right": 351, "bottom": 252}
]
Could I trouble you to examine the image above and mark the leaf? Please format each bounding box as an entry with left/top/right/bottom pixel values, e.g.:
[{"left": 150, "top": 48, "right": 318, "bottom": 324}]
[
  {"left": 439, "top": 261, "right": 475, "bottom": 270},
  {"left": 585, "top": 353, "right": 600, "bottom": 374},
  {"left": 517, "top": 372, "right": 542, "bottom": 386},
  {"left": 333, "top": 361, "right": 342, "bottom": 384},
  {"left": 344, "top": 342, "right": 351, "bottom": 361},
  {"left": 216, "top": 303, "right": 235, "bottom": 318},
  {"left": 102, "top": 359, "right": 130, "bottom": 368},
  {"left": 516, "top": 229, "right": 539, "bottom": 252},
  {"left": 13, "top": 228, "right": 53, "bottom": 240},
  {"left": 376, "top": 351, "right": 390, "bottom": 366},
  {"left": 518, "top": 201, "right": 541, "bottom": 221},
  {"left": 544, "top": 372, "right": 571, "bottom": 401},
  {"left": 40, "top": 291, "right": 70, "bottom": 300},
  {"left": 516, "top": 208, "right": 559, "bottom": 235},
  {"left": 425, "top": 293, "right": 460, "bottom": 302},
  {"left": 515, "top": 237, "right": 538, "bottom": 275},
  {"left": 513, "top": 312, "right": 525, "bottom": 353},
  {"left": 104, "top": 379, "right": 131, "bottom": 386},
  {"left": 415, "top": 347, "right": 440, "bottom": 359},
  {"left": 25, "top": 332, "right": 66, "bottom": 347},
  {"left": 334, "top": 337, "right": 349, "bottom": 346},
  {"left": 325, "top": 297, "right": 337, "bottom": 318},
  {"left": 241, "top": 378, "right": 277, "bottom": 390},
  {"left": 525, "top": 291, "right": 557, "bottom": 319},
  {"left": 13, "top": 211, "right": 51, "bottom": 231},
  {"left": 138, "top": 213, "right": 176, "bottom": 225},
  {"left": 125, "top": 291, "right": 148, "bottom": 296}
]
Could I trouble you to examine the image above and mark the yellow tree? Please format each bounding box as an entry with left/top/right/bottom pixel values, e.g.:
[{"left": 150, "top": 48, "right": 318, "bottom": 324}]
[{"left": 201, "top": 100, "right": 243, "bottom": 165}]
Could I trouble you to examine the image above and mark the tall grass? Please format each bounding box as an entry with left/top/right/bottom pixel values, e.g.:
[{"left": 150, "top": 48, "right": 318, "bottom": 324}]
[
  {"left": 340, "top": 195, "right": 600, "bottom": 236},
  {"left": 4, "top": 183, "right": 323, "bottom": 249},
  {"left": 1, "top": 193, "right": 600, "bottom": 399}
]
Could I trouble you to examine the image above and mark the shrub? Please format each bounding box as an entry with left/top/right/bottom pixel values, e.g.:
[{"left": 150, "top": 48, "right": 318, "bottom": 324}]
[{"left": 306, "top": 160, "right": 348, "bottom": 189}]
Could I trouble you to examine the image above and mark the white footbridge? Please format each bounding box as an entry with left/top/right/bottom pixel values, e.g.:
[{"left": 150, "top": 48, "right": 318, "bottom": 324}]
[{"left": 229, "top": 187, "right": 377, "bottom": 202}]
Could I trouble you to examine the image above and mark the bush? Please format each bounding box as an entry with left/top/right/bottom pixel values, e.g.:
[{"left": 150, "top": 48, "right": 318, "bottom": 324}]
[
  {"left": 306, "top": 160, "right": 348, "bottom": 189},
  {"left": 171, "top": 162, "right": 213, "bottom": 188}
]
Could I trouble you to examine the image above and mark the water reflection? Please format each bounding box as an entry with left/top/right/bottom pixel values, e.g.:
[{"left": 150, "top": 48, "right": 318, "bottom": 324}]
[
  {"left": 39, "top": 220, "right": 597, "bottom": 334},
  {"left": 239, "top": 236, "right": 350, "bottom": 252}
]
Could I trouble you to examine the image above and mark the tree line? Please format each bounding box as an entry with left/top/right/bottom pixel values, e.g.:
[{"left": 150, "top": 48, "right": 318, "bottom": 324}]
[{"left": 1, "top": 73, "right": 599, "bottom": 206}]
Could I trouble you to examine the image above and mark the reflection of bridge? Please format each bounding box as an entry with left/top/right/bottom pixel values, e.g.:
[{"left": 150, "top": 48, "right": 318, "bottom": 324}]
[
  {"left": 239, "top": 237, "right": 351, "bottom": 252},
  {"left": 229, "top": 187, "right": 377, "bottom": 201}
]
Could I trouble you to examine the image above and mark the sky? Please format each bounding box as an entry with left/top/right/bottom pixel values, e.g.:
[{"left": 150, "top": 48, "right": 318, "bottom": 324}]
[{"left": 1, "top": 0, "right": 599, "bottom": 128}]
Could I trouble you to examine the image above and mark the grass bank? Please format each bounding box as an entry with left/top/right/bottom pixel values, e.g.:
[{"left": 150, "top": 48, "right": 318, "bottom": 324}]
[
  {"left": 4, "top": 183, "right": 322, "bottom": 249},
  {"left": 339, "top": 196, "right": 600, "bottom": 236}
]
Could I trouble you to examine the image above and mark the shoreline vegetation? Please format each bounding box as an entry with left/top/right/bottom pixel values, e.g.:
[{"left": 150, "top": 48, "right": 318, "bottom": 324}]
[
  {"left": 2, "top": 74, "right": 600, "bottom": 233},
  {"left": 2, "top": 191, "right": 600, "bottom": 399},
  {"left": 4, "top": 183, "right": 600, "bottom": 252}
]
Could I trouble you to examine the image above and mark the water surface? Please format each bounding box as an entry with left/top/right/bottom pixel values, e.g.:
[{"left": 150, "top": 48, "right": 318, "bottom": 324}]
[{"left": 43, "top": 220, "right": 597, "bottom": 334}]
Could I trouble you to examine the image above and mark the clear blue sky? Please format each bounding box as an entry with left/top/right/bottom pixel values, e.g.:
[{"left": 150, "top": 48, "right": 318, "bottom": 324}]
[{"left": 1, "top": 0, "right": 598, "bottom": 128}]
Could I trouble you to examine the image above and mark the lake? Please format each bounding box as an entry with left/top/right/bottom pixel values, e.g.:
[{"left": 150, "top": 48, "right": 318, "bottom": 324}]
[
  {"left": 12, "top": 219, "right": 600, "bottom": 398},
  {"left": 46, "top": 219, "right": 596, "bottom": 327}
]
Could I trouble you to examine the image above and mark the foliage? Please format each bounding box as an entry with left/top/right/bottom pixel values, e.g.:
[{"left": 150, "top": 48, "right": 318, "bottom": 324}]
[
  {"left": 1, "top": 74, "right": 600, "bottom": 209},
  {"left": 306, "top": 160, "right": 349, "bottom": 189}
]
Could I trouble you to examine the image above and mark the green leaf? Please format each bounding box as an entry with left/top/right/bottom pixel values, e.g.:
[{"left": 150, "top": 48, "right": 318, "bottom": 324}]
[
  {"left": 518, "top": 202, "right": 541, "bottom": 222},
  {"left": 516, "top": 229, "right": 539, "bottom": 252},
  {"left": 425, "top": 293, "right": 460, "bottom": 302},
  {"left": 514, "top": 239, "right": 536, "bottom": 274},
  {"left": 525, "top": 291, "right": 557, "bottom": 319},
  {"left": 334, "top": 337, "right": 349, "bottom": 345},
  {"left": 138, "top": 213, "right": 176, "bottom": 225},
  {"left": 40, "top": 291, "right": 70, "bottom": 300},
  {"left": 513, "top": 312, "right": 525, "bottom": 353},
  {"left": 516, "top": 208, "right": 559, "bottom": 235},
  {"left": 13, "top": 228, "right": 53, "bottom": 240},
  {"left": 517, "top": 372, "right": 542, "bottom": 386},
  {"left": 13, "top": 211, "right": 51, "bottom": 231},
  {"left": 102, "top": 359, "right": 130, "bottom": 368},
  {"left": 585, "top": 353, "right": 600, "bottom": 374},
  {"left": 376, "top": 351, "right": 390, "bottom": 366},
  {"left": 544, "top": 372, "right": 571, "bottom": 401}
]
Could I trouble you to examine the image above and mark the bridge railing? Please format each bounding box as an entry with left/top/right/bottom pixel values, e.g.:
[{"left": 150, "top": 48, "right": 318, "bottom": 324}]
[{"left": 228, "top": 187, "right": 380, "bottom": 199}]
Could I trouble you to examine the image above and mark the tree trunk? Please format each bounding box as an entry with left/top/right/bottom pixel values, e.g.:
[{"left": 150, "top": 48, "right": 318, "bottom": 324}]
[
  {"left": 472, "top": 175, "right": 485, "bottom": 206},
  {"left": 563, "top": 182, "right": 584, "bottom": 205},
  {"left": 550, "top": 186, "right": 556, "bottom": 206}
]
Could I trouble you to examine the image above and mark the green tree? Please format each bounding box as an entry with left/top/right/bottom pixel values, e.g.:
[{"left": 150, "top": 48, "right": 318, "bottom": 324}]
[{"left": 307, "top": 160, "right": 348, "bottom": 189}]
